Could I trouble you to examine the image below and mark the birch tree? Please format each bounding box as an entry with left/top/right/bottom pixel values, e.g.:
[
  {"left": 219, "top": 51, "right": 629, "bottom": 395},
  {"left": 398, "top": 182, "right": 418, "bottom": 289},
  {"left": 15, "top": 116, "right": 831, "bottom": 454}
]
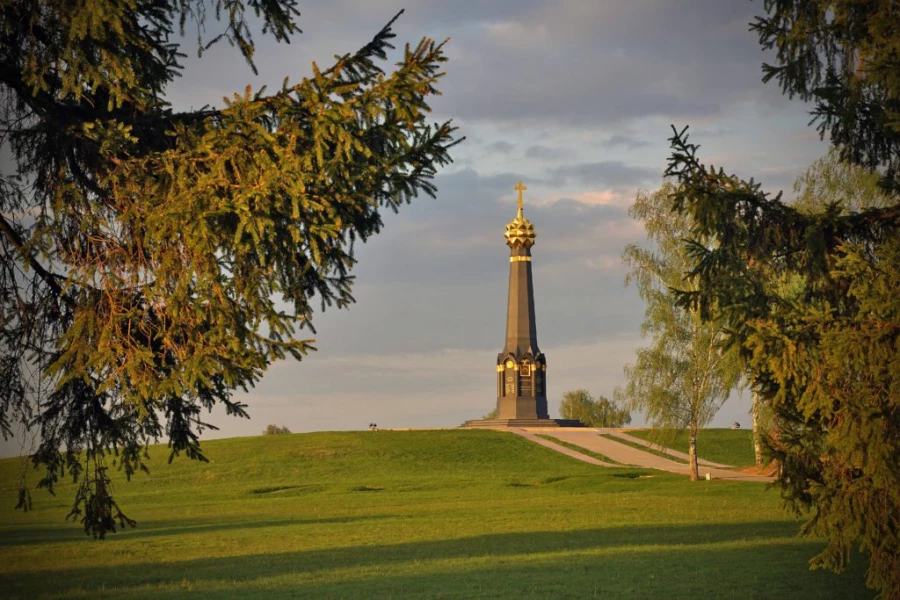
[{"left": 619, "top": 183, "right": 741, "bottom": 481}]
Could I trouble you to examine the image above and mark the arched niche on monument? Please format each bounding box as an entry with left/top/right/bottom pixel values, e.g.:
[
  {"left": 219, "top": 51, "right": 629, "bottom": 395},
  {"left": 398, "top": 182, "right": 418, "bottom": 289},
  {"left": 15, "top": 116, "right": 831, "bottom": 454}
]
[{"left": 499, "top": 355, "right": 518, "bottom": 398}]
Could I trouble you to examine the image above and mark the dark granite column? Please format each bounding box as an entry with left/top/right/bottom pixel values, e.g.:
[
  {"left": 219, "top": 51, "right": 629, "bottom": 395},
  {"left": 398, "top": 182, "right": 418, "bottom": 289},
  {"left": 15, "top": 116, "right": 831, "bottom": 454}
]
[
  {"left": 462, "top": 182, "right": 580, "bottom": 429},
  {"left": 495, "top": 182, "right": 548, "bottom": 419}
]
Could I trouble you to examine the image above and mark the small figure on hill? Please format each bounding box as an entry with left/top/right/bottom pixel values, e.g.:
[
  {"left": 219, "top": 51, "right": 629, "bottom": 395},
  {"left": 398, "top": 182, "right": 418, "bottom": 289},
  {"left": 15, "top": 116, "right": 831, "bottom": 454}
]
[{"left": 732, "top": 422, "right": 741, "bottom": 430}]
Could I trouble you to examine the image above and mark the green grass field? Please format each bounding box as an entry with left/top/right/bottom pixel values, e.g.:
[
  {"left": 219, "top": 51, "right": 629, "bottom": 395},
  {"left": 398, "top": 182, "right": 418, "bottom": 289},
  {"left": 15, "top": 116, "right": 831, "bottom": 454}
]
[
  {"left": 0, "top": 430, "right": 870, "bottom": 598},
  {"left": 626, "top": 428, "right": 758, "bottom": 467}
]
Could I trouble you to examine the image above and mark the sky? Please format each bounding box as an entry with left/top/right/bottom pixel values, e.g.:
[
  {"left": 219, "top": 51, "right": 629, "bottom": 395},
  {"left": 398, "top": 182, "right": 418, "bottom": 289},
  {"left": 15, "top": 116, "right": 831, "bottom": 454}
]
[{"left": 2, "top": 1, "right": 834, "bottom": 456}]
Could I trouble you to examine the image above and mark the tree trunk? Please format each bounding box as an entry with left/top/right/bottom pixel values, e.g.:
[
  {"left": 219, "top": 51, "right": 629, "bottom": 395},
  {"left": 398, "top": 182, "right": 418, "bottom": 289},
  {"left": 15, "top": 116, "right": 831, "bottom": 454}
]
[
  {"left": 752, "top": 389, "right": 763, "bottom": 466},
  {"left": 688, "top": 427, "right": 699, "bottom": 481}
]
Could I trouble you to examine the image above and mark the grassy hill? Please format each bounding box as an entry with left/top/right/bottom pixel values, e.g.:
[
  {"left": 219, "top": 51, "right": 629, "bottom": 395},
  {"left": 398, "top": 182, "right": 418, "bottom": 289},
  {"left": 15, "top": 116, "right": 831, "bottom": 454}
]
[{"left": 0, "top": 430, "right": 870, "bottom": 598}]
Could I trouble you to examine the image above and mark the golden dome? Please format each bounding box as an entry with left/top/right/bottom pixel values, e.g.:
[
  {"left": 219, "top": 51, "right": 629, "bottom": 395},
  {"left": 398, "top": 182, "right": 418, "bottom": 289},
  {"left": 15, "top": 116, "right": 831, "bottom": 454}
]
[
  {"left": 505, "top": 180, "right": 536, "bottom": 248},
  {"left": 504, "top": 209, "right": 537, "bottom": 248}
]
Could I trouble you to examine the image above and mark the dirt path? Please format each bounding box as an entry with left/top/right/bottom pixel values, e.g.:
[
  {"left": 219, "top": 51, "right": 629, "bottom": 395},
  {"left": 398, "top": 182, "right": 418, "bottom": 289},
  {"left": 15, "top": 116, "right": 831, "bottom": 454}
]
[{"left": 506, "top": 427, "right": 773, "bottom": 483}]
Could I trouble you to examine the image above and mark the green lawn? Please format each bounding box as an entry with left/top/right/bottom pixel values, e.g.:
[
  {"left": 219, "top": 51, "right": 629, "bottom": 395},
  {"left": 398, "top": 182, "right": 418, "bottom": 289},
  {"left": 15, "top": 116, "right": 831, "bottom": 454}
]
[
  {"left": 0, "top": 430, "right": 870, "bottom": 598},
  {"left": 626, "top": 428, "right": 758, "bottom": 467}
]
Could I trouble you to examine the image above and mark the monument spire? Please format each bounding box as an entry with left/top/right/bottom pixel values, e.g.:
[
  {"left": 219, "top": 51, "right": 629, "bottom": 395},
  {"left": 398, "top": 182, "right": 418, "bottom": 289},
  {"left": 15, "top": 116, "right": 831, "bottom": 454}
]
[
  {"left": 462, "top": 180, "right": 581, "bottom": 428},
  {"left": 496, "top": 181, "right": 547, "bottom": 419}
]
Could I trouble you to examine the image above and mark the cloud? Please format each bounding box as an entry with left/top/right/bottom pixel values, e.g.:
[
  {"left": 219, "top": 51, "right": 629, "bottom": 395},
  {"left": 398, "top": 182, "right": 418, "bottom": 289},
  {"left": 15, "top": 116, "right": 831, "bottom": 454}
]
[
  {"left": 420, "top": 0, "right": 788, "bottom": 127},
  {"left": 524, "top": 144, "right": 575, "bottom": 161},
  {"left": 557, "top": 189, "right": 636, "bottom": 207},
  {"left": 486, "top": 20, "right": 551, "bottom": 48},
  {"left": 689, "top": 127, "right": 732, "bottom": 138},
  {"left": 596, "top": 134, "right": 650, "bottom": 150},
  {"left": 487, "top": 140, "right": 515, "bottom": 153},
  {"left": 548, "top": 161, "right": 657, "bottom": 187},
  {"left": 477, "top": 170, "right": 537, "bottom": 191},
  {"left": 164, "top": 0, "right": 786, "bottom": 130}
]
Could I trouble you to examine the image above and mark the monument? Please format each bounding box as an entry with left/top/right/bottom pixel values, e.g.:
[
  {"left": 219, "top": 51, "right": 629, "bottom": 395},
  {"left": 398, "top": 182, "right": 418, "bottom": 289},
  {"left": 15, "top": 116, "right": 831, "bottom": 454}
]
[{"left": 463, "top": 182, "right": 581, "bottom": 428}]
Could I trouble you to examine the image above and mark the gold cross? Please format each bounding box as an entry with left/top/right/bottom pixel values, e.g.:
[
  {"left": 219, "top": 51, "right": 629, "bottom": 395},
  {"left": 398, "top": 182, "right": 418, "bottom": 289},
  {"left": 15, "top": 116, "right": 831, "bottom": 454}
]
[{"left": 514, "top": 181, "right": 527, "bottom": 211}]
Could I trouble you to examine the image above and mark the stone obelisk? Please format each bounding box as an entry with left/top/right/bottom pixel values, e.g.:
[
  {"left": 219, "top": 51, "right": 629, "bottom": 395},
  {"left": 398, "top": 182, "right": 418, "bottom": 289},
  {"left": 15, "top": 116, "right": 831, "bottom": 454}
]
[
  {"left": 496, "top": 180, "right": 548, "bottom": 419},
  {"left": 463, "top": 182, "right": 580, "bottom": 428}
]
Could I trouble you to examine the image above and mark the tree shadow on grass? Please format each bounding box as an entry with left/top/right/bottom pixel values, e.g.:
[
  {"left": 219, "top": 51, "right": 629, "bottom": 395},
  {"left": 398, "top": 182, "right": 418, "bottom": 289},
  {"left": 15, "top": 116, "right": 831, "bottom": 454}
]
[
  {"left": 239, "top": 541, "right": 871, "bottom": 600},
  {"left": 2, "top": 521, "right": 872, "bottom": 598},
  {"left": 228, "top": 542, "right": 870, "bottom": 600},
  {"left": 0, "top": 514, "right": 395, "bottom": 547}
]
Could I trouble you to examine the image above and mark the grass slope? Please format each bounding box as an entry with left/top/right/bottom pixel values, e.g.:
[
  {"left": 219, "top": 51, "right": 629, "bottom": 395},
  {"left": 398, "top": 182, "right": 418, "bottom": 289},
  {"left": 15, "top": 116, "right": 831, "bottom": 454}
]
[
  {"left": 0, "top": 430, "right": 869, "bottom": 599},
  {"left": 626, "top": 428, "right": 757, "bottom": 467}
]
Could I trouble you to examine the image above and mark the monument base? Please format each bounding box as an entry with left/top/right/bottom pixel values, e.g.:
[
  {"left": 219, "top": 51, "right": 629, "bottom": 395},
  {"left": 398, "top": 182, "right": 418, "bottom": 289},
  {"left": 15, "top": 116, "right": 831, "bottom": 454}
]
[{"left": 460, "top": 418, "right": 584, "bottom": 428}]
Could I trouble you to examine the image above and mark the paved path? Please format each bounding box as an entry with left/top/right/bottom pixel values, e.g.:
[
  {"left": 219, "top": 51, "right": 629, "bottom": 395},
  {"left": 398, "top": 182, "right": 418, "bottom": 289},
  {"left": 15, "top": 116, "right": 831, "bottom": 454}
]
[
  {"left": 600, "top": 429, "right": 732, "bottom": 468},
  {"left": 510, "top": 428, "right": 618, "bottom": 467},
  {"left": 506, "top": 427, "right": 773, "bottom": 483}
]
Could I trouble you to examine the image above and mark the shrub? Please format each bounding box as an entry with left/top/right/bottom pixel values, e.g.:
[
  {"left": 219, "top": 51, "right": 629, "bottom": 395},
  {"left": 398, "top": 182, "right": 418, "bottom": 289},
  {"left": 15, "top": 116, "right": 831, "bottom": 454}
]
[
  {"left": 560, "top": 390, "right": 631, "bottom": 427},
  {"left": 263, "top": 424, "right": 292, "bottom": 435}
]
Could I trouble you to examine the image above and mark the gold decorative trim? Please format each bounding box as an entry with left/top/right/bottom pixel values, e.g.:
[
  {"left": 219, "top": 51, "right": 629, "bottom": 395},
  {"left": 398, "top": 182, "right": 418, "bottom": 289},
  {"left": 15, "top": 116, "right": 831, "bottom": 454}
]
[
  {"left": 496, "top": 365, "right": 504, "bottom": 372},
  {"left": 509, "top": 256, "right": 532, "bottom": 262}
]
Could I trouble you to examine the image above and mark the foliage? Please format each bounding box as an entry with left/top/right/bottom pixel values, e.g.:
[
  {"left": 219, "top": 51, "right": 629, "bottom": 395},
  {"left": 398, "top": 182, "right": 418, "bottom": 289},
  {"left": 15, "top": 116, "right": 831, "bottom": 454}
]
[
  {"left": 0, "top": 1, "right": 459, "bottom": 538},
  {"left": 753, "top": 0, "right": 900, "bottom": 196},
  {"left": 0, "top": 431, "right": 871, "bottom": 598},
  {"left": 749, "top": 149, "right": 891, "bottom": 466},
  {"left": 618, "top": 183, "right": 742, "bottom": 480},
  {"left": 482, "top": 408, "right": 498, "bottom": 420},
  {"left": 558, "top": 389, "right": 631, "bottom": 428},
  {"left": 793, "top": 149, "right": 895, "bottom": 215},
  {"left": 663, "top": 1, "right": 900, "bottom": 593},
  {"left": 262, "top": 424, "right": 291, "bottom": 435}
]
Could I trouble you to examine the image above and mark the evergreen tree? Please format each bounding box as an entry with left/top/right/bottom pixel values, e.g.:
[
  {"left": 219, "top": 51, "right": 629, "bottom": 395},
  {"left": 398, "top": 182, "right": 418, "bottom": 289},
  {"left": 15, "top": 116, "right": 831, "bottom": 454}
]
[
  {"left": 0, "top": 1, "right": 459, "bottom": 538},
  {"left": 749, "top": 150, "right": 892, "bottom": 467},
  {"left": 618, "top": 184, "right": 742, "bottom": 481},
  {"left": 664, "top": 1, "right": 899, "bottom": 593}
]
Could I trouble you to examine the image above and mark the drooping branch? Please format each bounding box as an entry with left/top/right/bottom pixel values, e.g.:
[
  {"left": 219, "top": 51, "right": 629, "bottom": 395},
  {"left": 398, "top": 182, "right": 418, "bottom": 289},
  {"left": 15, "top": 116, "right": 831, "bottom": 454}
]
[{"left": 0, "top": 211, "right": 71, "bottom": 305}]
